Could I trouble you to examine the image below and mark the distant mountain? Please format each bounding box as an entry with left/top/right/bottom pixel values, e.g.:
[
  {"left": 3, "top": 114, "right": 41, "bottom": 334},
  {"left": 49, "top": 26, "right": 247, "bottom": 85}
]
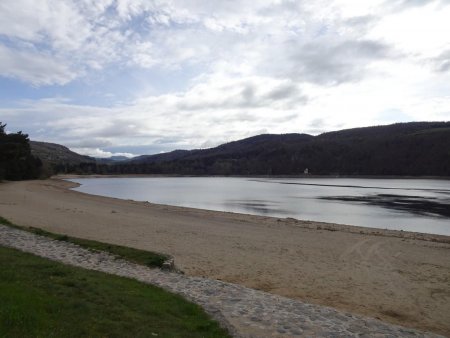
[
  {"left": 122, "top": 122, "right": 450, "bottom": 176},
  {"left": 95, "top": 155, "right": 132, "bottom": 164},
  {"left": 30, "top": 141, "right": 95, "bottom": 165},
  {"left": 33, "top": 122, "right": 450, "bottom": 177},
  {"left": 108, "top": 155, "right": 131, "bottom": 161}
]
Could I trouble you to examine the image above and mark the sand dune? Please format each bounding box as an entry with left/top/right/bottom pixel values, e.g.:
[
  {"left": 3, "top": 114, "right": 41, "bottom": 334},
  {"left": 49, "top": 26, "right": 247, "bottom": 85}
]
[{"left": 0, "top": 178, "right": 449, "bottom": 336}]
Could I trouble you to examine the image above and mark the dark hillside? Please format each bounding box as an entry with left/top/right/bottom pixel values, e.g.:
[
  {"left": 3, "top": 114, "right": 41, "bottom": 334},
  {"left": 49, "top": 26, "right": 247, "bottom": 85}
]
[
  {"left": 36, "top": 122, "right": 450, "bottom": 177},
  {"left": 31, "top": 141, "right": 95, "bottom": 165},
  {"left": 124, "top": 122, "right": 450, "bottom": 176},
  {"left": 132, "top": 150, "right": 192, "bottom": 164},
  {"left": 30, "top": 141, "right": 96, "bottom": 175},
  {"left": 311, "top": 122, "right": 450, "bottom": 175},
  {"left": 183, "top": 133, "right": 314, "bottom": 160}
]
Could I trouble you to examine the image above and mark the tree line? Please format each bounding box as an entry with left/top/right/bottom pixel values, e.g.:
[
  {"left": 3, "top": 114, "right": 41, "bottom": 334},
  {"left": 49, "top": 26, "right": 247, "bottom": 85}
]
[
  {"left": 63, "top": 122, "right": 449, "bottom": 177},
  {"left": 2, "top": 121, "right": 449, "bottom": 179},
  {"left": 0, "top": 123, "right": 42, "bottom": 180}
]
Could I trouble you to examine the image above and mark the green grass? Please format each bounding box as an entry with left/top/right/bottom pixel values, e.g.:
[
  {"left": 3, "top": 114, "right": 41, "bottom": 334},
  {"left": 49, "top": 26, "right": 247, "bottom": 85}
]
[
  {"left": 0, "top": 245, "right": 230, "bottom": 338},
  {"left": 0, "top": 216, "right": 169, "bottom": 269}
]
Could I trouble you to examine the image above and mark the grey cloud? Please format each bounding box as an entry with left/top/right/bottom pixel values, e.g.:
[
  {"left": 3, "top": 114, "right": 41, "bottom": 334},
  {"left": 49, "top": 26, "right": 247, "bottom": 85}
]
[
  {"left": 272, "top": 39, "right": 392, "bottom": 85},
  {"left": 211, "top": 111, "right": 259, "bottom": 124},
  {"left": 270, "top": 113, "right": 298, "bottom": 123},
  {"left": 304, "top": 121, "right": 345, "bottom": 136},
  {"left": 95, "top": 121, "right": 140, "bottom": 138},
  {"left": 344, "top": 15, "right": 378, "bottom": 34},
  {"left": 432, "top": 50, "right": 450, "bottom": 72},
  {"left": 234, "top": 112, "right": 258, "bottom": 122},
  {"left": 304, "top": 118, "right": 328, "bottom": 135},
  {"left": 345, "top": 15, "right": 377, "bottom": 27},
  {"left": 241, "top": 85, "right": 255, "bottom": 104},
  {"left": 152, "top": 137, "right": 183, "bottom": 145},
  {"left": 304, "top": 127, "right": 326, "bottom": 135},
  {"left": 309, "top": 118, "right": 326, "bottom": 129},
  {"left": 265, "top": 83, "right": 301, "bottom": 101},
  {"left": 177, "top": 80, "right": 307, "bottom": 112},
  {"left": 64, "top": 138, "right": 113, "bottom": 148},
  {"left": 238, "top": 82, "right": 307, "bottom": 108}
]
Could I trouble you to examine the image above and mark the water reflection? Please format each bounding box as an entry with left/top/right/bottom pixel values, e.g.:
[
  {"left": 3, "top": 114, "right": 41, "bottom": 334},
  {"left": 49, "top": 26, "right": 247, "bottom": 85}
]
[
  {"left": 69, "top": 177, "right": 450, "bottom": 235},
  {"left": 320, "top": 194, "right": 450, "bottom": 218},
  {"left": 251, "top": 179, "right": 450, "bottom": 193},
  {"left": 225, "top": 199, "right": 289, "bottom": 215}
]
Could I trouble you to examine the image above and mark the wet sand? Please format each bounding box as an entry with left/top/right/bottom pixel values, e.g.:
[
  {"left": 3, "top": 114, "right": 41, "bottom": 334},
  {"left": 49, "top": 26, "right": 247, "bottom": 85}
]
[{"left": 0, "top": 178, "right": 449, "bottom": 336}]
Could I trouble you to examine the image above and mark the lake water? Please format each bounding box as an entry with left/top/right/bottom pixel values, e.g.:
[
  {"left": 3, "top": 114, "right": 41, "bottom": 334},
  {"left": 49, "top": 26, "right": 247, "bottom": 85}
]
[{"left": 68, "top": 177, "right": 450, "bottom": 236}]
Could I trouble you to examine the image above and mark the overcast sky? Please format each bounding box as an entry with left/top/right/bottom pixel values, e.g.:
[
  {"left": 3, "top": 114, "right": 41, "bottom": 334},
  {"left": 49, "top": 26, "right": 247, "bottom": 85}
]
[{"left": 1, "top": 0, "right": 449, "bottom": 157}]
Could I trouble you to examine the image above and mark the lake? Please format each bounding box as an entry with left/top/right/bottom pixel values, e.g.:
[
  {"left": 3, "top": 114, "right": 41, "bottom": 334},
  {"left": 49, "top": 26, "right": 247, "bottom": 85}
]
[{"left": 68, "top": 177, "right": 450, "bottom": 236}]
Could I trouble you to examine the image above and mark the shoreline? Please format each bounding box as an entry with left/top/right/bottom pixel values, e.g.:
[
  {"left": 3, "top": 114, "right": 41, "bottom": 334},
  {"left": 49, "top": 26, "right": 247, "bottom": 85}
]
[
  {"left": 1, "top": 178, "right": 450, "bottom": 335},
  {"left": 63, "top": 175, "right": 450, "bottom": 241},
  {"left": 66, "top": 177, "right": 450, "bottom": 243},
  {"left": 56, "top": 173, "right": 450, "bottom": 180}
]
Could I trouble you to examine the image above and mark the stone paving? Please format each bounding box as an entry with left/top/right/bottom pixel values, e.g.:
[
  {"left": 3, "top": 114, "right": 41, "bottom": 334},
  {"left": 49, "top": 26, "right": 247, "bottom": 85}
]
[{"left": 0, "top": 224, "right": 443, "bottom": 338}]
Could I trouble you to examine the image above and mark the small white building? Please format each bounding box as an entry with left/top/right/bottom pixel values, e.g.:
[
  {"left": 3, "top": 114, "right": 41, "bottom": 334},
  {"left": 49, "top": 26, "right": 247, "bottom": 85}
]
[{"left": 304, "top": 168, "right": 309, "bottom": 174}]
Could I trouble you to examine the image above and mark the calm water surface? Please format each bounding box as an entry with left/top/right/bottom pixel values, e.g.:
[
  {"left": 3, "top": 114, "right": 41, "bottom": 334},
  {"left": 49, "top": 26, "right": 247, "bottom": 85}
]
[{"left": 69, "top": 177, "right": 450, "bottom": 236}]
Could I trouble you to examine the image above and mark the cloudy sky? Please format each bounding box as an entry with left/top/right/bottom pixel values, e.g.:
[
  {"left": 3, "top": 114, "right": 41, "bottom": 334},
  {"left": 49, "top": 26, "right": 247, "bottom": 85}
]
[{"left": 1, "top": 0, "right": 449, "bottom": 157}]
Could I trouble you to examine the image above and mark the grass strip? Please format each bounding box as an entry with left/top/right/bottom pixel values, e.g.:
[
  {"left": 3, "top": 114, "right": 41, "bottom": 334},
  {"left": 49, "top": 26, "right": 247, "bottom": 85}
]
[
  {"left": 0, "top": 245, "right": 230, "bottom": 338},
  {"left": 0, "top": 216, "right": 168, "bottom": 269}
]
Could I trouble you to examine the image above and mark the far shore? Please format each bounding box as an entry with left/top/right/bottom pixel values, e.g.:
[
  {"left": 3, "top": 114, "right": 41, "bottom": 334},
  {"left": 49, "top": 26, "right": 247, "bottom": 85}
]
[
  {"left": 1, "top": 178, "right": 449, "bottom": 336},
  {"left": 57, "top": 173, "right": 450, "bottom": 180}
]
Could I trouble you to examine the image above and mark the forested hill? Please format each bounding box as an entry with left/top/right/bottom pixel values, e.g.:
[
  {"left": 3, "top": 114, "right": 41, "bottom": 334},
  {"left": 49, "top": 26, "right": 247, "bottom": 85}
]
[
  {"left": 105, "top": 122, "right": 449, "bottom": 176},
  {"left": 31, "top": 141, "right": 95, "bottom": 165},
  {"left": 131, "top": 134, "right": 314, "bottom": 164},
  {"left": 17, "top": 121, "right": 450, "bottom": 177}
]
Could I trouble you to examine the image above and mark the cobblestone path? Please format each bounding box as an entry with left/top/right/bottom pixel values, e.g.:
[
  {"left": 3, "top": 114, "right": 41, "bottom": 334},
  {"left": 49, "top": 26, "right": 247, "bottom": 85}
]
[{"left": 0, "top": 225, "right": 443, "bottom": 338}]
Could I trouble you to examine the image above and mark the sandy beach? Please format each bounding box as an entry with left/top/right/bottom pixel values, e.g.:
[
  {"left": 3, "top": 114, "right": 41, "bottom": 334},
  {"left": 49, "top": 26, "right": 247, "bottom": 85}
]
[{"left": 1, "top": 178, "right": 449, "bottom": 336}]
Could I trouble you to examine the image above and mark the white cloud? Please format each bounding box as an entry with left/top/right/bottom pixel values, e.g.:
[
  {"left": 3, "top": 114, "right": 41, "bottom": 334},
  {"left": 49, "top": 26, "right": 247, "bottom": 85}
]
[
  {"left": 0, "top": 0, "right": 449, "bottom": 155},
  {"left": 0, "top": 45, "right": 76, "bottom": 85},
  {"left": 369, "top": 1, "right": 450, "bottom": 58},
  {"left": 70, "top": 147, "right": 135, "bottom": 158}
]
